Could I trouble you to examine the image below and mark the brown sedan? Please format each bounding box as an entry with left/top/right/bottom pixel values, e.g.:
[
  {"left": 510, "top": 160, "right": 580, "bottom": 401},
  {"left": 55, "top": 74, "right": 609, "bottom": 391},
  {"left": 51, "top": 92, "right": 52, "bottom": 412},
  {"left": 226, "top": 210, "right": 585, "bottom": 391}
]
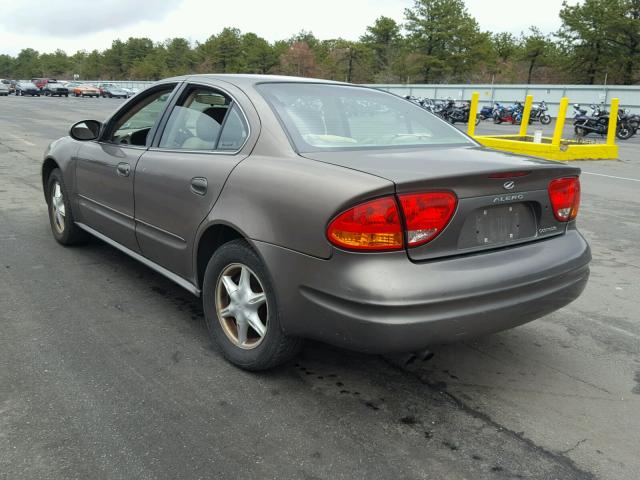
[{"left": 41, "top": 75, "right": 590, "bottom": 370}]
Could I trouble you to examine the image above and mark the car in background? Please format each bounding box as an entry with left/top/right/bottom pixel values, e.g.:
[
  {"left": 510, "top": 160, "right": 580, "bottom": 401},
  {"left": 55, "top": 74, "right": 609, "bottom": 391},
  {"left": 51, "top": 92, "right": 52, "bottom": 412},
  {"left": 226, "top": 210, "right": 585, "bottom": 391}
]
[
  {"left": 15, "top": 81, "right": 40, "bottom": 96},
  {"left": 0, "top": 82, "right": 9, "bottom": 96},
  {"left": 43, "top": 82, "right": 69, "bottom": 97},
  {"left": 32, "top": 78, "right": 58, "bottom": 90},
  {"left": 101, "top": 85, "right": 129, "bottom": 98},
  {"left": 1, "top": 79, "right": 15, "bottom": 94},
  {"left": 121, "top": 87, "right": 140, "bottom": 97},
  {"left": 71, "top": 84, "right": 100, "bottom": 98}
]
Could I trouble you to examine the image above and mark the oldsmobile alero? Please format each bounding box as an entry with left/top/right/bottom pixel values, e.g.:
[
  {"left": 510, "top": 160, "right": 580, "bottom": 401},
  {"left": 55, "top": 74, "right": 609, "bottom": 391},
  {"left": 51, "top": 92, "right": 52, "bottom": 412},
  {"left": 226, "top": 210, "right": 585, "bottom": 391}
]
[{"left": 41, "top": 75, "right": 590, "bottom": 370}]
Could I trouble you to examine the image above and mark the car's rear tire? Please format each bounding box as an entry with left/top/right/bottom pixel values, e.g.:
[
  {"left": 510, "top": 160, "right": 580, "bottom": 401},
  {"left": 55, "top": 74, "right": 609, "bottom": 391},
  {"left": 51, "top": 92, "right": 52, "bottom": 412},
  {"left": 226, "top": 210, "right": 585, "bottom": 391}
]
[
  {"left": 202, "top": 239, "right": 302, "bottom": 370},
  {"left": 46, "top": 168, "right": 88, "bottom": 246}
]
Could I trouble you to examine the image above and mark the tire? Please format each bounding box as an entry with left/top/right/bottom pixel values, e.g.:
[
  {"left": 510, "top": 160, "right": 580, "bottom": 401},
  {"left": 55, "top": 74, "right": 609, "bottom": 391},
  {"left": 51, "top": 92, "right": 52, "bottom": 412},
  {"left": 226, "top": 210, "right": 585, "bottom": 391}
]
[
  {"left": 46, "top": 168, "right": 88, "bottom": 246},
  {"left": 616, "top": 127, "right": 632, "bottom": 140},
  {"left": 541, "top": 114, "right": 552, "bottom": 125},
  {"left": 202, "top": 239, "right": 302, "bottom": 370},
  {"left": 493, "top": 116, "right": 502, "bottom": 124}
]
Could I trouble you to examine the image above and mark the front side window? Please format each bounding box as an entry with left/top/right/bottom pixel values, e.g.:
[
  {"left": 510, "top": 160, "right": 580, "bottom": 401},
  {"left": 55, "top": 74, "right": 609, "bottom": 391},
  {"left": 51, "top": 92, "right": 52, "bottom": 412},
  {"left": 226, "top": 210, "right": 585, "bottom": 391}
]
[
  {"left": 158, "top": 86, "right": 248, "bottom": 152},
  {"left": 106, "top": 85, "right": 175, "bottom": 146},
  {"left": 257, "top": 83, "right": 473, "bottom": 153}
]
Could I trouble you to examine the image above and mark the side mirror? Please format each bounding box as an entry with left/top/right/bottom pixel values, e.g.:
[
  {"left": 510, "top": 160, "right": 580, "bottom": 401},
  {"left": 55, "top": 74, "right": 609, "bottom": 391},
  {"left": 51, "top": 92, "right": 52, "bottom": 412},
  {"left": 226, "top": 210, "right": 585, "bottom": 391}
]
[{"left": 70, "top": 120, "right": 102, "bottom": 141}]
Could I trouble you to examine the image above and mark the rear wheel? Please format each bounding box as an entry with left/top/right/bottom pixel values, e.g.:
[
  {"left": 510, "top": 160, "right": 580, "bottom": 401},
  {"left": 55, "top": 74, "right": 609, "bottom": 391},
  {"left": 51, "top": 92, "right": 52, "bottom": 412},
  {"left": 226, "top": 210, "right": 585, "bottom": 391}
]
[
  {"left": 202, "top": 240, "right": 302, "bottom": 370},
  {"left": 46, "top": 169, "right": 88, "bottom": 246},
  {"left": 617, "top": 126, "right": 632, "bottom": 140}
]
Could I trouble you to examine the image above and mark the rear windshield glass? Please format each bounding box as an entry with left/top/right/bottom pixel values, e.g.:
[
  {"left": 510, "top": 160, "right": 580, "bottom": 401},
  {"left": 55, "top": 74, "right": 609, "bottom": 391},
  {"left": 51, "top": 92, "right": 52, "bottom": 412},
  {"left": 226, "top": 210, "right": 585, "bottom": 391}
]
[{"left": 257, "top": 83, "right": 473, "bottom": 152}]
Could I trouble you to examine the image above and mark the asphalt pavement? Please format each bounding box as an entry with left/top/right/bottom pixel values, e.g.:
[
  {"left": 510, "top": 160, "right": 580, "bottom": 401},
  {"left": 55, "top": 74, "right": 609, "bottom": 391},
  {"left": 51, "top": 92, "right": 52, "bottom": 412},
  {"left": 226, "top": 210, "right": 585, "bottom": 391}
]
[{"left": 1, "top": 95, "right": 639, "bottom": 480}]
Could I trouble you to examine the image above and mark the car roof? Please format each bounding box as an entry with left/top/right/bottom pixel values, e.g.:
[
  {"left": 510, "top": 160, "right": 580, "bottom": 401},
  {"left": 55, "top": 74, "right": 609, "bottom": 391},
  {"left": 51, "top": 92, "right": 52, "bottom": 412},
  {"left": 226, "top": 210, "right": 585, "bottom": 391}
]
[{"left": 167, "top": 74, "right": 347, "bottom": 89}]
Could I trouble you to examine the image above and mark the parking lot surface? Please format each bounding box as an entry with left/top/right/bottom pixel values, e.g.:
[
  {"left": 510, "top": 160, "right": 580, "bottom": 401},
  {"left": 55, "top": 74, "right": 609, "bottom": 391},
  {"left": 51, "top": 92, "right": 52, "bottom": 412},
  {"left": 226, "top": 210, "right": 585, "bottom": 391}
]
[{"left": 1, "top": 95, "right": 639, "bottom": 480}]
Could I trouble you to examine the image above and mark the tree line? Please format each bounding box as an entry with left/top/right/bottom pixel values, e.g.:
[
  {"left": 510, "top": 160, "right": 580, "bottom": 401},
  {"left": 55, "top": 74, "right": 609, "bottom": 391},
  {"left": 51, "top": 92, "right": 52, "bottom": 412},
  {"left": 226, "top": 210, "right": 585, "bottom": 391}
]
[{"left": 1, "top": 0, "right": 638, "bottom": 85}]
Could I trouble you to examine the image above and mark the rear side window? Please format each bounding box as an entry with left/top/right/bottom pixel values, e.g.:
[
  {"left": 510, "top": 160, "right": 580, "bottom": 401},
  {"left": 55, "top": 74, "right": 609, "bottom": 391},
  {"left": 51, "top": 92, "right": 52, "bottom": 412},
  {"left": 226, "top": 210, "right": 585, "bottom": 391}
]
[
  {"left": 257, "top": 83, "right": 473, "bottom": 152},
  {"left": 158, "top": 86, "right": 248, "bottom": 152},
  {"left": 217, "top": 105, "right": 248, "bottom": 151}
]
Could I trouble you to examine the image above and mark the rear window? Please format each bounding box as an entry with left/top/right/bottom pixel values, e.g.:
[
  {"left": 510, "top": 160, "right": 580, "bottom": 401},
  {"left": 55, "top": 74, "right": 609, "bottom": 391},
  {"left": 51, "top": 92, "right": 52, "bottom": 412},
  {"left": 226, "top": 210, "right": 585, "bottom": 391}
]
[{"left": 257, "top": 83, "right": 473, "bottom": 152}]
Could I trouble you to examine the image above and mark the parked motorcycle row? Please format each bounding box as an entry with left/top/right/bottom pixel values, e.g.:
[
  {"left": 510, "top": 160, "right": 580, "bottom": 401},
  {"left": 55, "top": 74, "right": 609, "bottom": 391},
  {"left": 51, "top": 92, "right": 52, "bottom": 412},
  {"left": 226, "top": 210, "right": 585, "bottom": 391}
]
[
  {"left": 405, "top": 95, "right": 638, "bottom": 140},
  {"left": 405, "top": 96, "right": 551, "bottom": 127},
  {"left": 405, "top": 97, "right": 480, "bottom": 125},
  {"left": 489, "top": 101, "right": 552, "bottom": 125}
]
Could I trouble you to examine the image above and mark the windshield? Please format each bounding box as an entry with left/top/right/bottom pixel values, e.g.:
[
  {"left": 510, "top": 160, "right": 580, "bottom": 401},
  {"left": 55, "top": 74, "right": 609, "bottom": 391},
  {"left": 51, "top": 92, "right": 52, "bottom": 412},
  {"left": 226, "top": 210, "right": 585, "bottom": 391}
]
[{"left": 257, "top": 83, "right": 473, "bottom": 152}]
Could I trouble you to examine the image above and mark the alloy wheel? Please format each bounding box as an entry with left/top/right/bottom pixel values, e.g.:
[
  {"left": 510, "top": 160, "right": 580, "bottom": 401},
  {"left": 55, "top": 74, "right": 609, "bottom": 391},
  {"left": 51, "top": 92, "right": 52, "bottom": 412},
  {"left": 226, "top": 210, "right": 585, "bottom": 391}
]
[
  {"left": 215, "top": 263, "right": 268, "bottom": 349},
  {"left": 50, "top": 181, "right": 66, "bottom": 234}
]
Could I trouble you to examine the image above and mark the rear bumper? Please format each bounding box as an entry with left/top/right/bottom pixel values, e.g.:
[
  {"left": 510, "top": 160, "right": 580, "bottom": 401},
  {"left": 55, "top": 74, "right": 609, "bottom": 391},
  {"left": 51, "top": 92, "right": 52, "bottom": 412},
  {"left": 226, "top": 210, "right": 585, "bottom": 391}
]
[{"left": 253, "top": 229, "right": 590, "bottom": 354}]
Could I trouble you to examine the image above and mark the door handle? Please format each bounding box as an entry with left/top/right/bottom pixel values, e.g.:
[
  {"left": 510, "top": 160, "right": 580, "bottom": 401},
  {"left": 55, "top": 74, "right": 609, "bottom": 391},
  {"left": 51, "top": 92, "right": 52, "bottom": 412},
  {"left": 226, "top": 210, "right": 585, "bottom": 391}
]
[
  {"left": 190, "top": 177, "right": 208, "bottom": 196},
  {"left": 116, "top": 162, "right": 131, "bottom": 177}
]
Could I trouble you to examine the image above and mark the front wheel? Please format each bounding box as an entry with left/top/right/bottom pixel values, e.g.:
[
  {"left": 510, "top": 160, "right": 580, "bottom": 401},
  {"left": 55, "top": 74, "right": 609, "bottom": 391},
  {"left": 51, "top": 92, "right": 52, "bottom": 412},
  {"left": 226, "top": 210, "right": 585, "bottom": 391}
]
[
  {"left": 46, "top": 169, "right": 88, "bottom": 245},
  {"left": 540, "top": 114, "right": 552, "bottom": 125},
  {"left": 202, "top": 240, "right": 302, "bottom": 370}
]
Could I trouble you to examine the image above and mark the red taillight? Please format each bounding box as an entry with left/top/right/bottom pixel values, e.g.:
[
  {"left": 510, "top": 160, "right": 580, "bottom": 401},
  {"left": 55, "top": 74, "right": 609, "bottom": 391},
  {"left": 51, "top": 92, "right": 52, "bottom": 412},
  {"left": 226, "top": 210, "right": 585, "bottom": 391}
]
[
  {"left": 327, "top": 192, "right": 457, "bottom": 251},
  {"left": 548, "top": 177, "right": 580, "bottom": 221},
  {"left": 398, "top": 192, "right": 457, "bottom": 247},
  {"left": 327, "top": 196, "right": 403, "bottom": 251}
]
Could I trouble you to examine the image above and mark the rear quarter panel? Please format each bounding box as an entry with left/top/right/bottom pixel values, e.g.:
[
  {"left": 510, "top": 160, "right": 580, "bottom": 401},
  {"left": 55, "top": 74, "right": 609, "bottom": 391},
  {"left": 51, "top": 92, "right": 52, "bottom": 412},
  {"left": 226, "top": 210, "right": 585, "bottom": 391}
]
[{"left": 206, "top": 154, "right": 395, "bottom": 259}]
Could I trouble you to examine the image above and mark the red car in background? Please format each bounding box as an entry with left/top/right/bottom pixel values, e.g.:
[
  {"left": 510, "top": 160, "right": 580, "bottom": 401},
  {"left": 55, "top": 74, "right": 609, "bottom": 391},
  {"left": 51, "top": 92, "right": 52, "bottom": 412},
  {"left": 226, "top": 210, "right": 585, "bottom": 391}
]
[{"left": 32, "top": 78, "right": 58, "bottom": 90}]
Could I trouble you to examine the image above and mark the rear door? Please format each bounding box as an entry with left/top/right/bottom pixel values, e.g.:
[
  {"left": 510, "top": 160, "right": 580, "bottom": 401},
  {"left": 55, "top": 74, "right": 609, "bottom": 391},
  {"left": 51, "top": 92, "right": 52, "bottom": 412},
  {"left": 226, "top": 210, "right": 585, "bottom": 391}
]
[
  {"left": 133, "top": 81, "right": 254, "bottom": 279},
  {"left": 75, "top": 83, "right": 178, "bottom": 252}
]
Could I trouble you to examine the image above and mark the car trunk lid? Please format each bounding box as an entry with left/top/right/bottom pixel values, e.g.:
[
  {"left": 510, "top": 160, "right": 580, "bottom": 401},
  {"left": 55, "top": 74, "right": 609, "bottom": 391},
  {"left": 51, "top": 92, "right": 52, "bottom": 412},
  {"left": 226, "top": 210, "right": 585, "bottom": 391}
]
[{"left": 301, "top": 145, "right": 581, "bottom": 261}]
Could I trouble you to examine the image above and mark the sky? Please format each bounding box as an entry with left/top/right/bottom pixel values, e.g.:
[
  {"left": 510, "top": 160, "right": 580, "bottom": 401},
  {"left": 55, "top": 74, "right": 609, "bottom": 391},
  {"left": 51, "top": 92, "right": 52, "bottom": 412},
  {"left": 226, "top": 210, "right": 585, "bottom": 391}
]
[{"left": 0, "top": 0, "right": 579, "bottom": 56}]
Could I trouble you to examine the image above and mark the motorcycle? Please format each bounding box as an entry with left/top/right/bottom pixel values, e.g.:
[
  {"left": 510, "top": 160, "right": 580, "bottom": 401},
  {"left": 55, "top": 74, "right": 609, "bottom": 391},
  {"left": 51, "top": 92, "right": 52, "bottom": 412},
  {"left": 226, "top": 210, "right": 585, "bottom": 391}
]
[
  {"left": 493, "top": 102, "right": 523, "bottom": 124},
  {"left": 573, "top": 103, "right": 629, "bottom": 139},
  {"left": 439, "top": 100, "right": 480, "bottom": 125},
  {"left": 478, "top": 104, "right": 494, "bottom": 120},
  {"left": 529, "top": 101, "right": 552, "bottom": 124}
]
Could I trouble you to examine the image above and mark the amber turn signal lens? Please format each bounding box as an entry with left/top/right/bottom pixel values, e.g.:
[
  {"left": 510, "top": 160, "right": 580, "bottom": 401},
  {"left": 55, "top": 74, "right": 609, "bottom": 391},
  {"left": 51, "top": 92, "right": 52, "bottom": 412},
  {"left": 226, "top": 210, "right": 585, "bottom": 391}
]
[{"left": 327, "top": 196, "right": 403, "bottom": 251}]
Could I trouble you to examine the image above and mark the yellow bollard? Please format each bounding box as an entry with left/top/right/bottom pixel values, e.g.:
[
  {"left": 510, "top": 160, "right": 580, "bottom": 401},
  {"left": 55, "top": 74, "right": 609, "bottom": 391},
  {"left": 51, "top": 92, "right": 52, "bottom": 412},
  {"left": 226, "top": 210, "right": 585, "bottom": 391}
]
[
  {"left": 606, "top": 98, "right": 619, "bottom": 146},
  {"left": 552, "top": 97, "right": 569, "bottom": 146},
  {"left": 518, "top": 95, "right": 533, "bottom": 138},
  {"left": 467, "top": 92, "right": 480, "bottom": 137}
]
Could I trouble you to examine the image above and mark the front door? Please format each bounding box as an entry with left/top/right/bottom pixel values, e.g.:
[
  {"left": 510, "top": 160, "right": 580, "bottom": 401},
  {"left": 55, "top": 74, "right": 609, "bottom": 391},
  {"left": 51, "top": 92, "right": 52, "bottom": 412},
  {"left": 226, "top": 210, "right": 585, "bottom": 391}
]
[
  {"left": 133, "top": 84, "right": 251, "bottom": 279},
  {"left": 75, "top": 84, "right": 178, "bottom": 252}
]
